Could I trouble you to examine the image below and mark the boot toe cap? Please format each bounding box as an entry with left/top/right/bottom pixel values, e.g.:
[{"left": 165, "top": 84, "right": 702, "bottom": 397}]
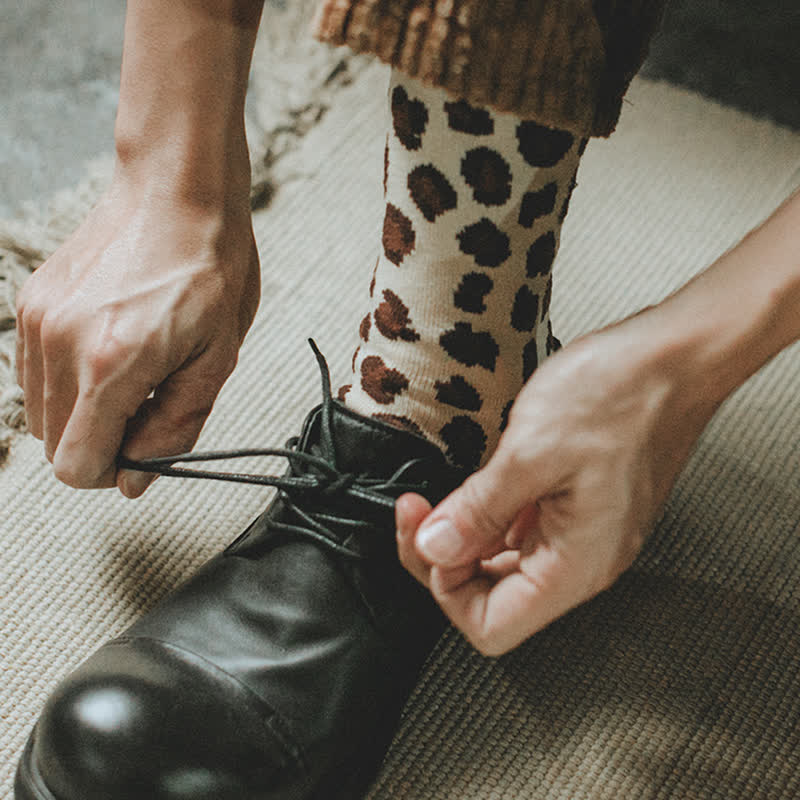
[{"left": 25, "top": 637, "right": 302, "bottom": 800}]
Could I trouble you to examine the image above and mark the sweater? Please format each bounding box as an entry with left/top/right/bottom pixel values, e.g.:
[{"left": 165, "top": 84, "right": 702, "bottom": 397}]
[{"left": 311, "top": 0, "right": 667, "bottom": 137}]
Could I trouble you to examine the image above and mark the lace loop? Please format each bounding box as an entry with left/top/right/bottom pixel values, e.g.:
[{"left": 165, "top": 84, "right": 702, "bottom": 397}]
[{"left": 118, "top": 341, "right": 432, "bottom": 560}]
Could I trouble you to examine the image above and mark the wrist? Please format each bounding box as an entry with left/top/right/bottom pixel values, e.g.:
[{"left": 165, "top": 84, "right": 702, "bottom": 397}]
[
  {"left": 111, "top": 0, "right": 262, "bottom": 210},
  {"left": 96, "top": 152, "right": 256, "bottom": 277},
  {"left": 636, "top": 190, "right": 800, "bottom": 413},
  {"left": 112, "top": 128, "right": 252, "bottom": 212}
]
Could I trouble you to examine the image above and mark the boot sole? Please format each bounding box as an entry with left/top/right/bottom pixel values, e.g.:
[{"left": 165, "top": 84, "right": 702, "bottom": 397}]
[{"left": 15, "top": 721, "right": 383, "bottom": 800}]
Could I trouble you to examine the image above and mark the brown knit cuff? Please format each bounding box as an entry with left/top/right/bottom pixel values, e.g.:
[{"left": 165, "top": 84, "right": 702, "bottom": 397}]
[{"left": 311, "top": 0, "right": 666, "bottom": 138}]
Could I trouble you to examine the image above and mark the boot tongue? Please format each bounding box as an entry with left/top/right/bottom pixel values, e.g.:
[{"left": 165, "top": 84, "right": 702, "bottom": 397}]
[
  {"left": 300, "top": 400, "right": 464, "bottom": 496},
  {"left": 298, "top": 339, "right": 464, "bottom": 494}
]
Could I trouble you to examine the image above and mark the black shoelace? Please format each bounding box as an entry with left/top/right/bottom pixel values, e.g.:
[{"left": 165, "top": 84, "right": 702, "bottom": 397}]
[{"left": 118, "top": 340, "right": 430, "bottom": 560}]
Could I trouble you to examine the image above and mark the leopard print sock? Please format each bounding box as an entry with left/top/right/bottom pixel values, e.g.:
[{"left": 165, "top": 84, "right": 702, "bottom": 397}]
[{"left": 340, "top": 70, "right": 585, "bottom": 471}]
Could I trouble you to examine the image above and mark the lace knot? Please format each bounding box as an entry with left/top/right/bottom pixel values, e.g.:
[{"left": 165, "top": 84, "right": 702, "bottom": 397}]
[
  {"left": 318, "top": 472, "right": 358, "bottom": 497},
  {"left": 117, "top": 341, "right": 434, "bottom": 561}
]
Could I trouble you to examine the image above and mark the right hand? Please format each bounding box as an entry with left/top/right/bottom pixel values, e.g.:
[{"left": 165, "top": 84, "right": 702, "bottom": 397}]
[
  {"left": 396, "top": 310, "right": 713, "bottom": 655},
  {"left": 15, "top": 173, "right": 260, "bottom": 497}
]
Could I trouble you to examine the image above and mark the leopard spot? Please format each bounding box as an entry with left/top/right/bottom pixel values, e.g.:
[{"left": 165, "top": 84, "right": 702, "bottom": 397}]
[
  {"left": 440, "top": 322, "right": 499, "bottom": 371},
  {"left": 408, "top": 164, "right": 457, "bottom": 222},
  {"left": 542, "top": 274, "right": 553, "bottom": 319},
  {"left": 360, "top": 355, "right": 409, "bottom": 404},
  {"left": 522, "top": 339, "right": 539, "bottom": 381},
  {"left": 372, "top": 413, "right": 424, "bottom": 437},
  {"left": 440, "top": 415, "right": 487, "bottom": 471},
  {"left": 558, "top": 174, "right": 579, "bottom": 223},
  {"left": 456, "top": 218, "right": 510, "bottom": 267},
  {"left": 383, "top": 203, "right": 416, "bottom": 265},
  {"left": 434, "top": 375, "right": 483, "bottom": 411},
  {"left": 391, "top": 85, "right": 429, "bottom": 150},
  {"left": 518, "top": 183, "right": 557, "bottom": 227},
  {"left": 547, "top": 319, "right": 562, "bottom": 355},
  {"left": 525, "top": 231, "right": 556, "bottom": 277},
  {"left": 444, "top": 99, "right": 494, "bottom": 135},
  {"left": 516, "top": 121, "right": 574, "bottom": 167},
  {"left": 461, "top": 147, "right": 512, "bottom": 206},
  {"left": 383, "top": 135, "right": 389, "bottom": 195},
  {"left": 453, "top": 272, "right": 493, "bottom": 313},
  {"left": 499, "top": 400, "right": 513, "bottom": 432},
  {"left": 369, "top": 256, "right": 379, "bottom": 297},
  {"left": 510, "top": 285, "right": 540, "bottom": 332},
  {"left": 359, "top": 313, "right": 371, "bottom": 342},
  {"left": 337, "top": 384, "right": 351, "bottom": 402},
  {"left": 374, "top": 289, "right": 420, "bottom": 342}
]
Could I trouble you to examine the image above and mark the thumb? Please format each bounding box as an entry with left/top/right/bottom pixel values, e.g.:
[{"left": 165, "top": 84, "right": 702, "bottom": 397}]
[
  {"left": 416, "top": 439, "right": 548, "bottom": 567},
  {"left": 116, "top": 352, "right": 231, "bottom": 498}
]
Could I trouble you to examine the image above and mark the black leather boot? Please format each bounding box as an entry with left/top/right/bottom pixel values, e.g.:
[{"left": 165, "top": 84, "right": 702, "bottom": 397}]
[{"left": 15, "top": 342, "right": 466, "bottom": 800}]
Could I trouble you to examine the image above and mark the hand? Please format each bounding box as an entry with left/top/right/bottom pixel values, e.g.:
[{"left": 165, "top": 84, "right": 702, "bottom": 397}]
[
  {"left": 396, "top": 310, "right": 719, "bottom": 655},
  {"left": 15, "top": 174, "right": 260, "bottom": 497}
]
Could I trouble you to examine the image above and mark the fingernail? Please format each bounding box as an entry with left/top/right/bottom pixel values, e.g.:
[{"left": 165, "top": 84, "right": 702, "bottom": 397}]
[
  {"left": 417, "top": 519, "right": 463, "bottom": 563},
  {"left": 121, "top": 471, "right": 156, "bottom": 498}
]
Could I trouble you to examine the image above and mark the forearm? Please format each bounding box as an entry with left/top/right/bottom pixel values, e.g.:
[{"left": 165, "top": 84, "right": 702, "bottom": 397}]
[
  {"left": 113, "top": 0, "right": 265, "bottom": 207},
  {"left": 647, "top": 188, "right": 800, "bottom": 413}
]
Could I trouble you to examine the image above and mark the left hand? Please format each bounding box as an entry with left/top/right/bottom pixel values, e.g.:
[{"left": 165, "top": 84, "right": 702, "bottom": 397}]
[{"left": 396, "top": 309, "right": 718, "bottom": 656}]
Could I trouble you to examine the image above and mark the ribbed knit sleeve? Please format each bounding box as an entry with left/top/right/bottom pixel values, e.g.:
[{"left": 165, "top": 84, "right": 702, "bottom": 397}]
[{"left": 311, "top": 0, "right": 667, "bottom": 137}]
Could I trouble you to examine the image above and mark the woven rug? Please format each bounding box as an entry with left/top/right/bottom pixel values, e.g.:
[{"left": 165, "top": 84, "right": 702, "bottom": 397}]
[{"left": 1, "top": 53, "right": 800, "bottom": 799}]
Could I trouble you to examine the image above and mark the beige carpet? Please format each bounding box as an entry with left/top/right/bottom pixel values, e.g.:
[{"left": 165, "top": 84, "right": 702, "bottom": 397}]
[{"left": 1, "top": 59, "right": 799, "bottom": 798}]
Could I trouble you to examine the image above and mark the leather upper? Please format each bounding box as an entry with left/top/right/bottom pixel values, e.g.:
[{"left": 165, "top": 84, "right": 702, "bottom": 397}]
[{"left": 24, "top": 398, "right": 466, "bottom": 800}]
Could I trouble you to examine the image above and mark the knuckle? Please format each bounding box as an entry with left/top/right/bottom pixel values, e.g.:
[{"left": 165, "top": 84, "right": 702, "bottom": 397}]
[
  {"left": 494, "top": 443, "right": 534, "bottom": 487},
  {"left": 52, "top": 455, "right": 101, "bottom": 489},
  {"left": 589, "top": 560, "right": 622, "bottom": 597},
  {"left": 166, "top": 404, "right": 213, "bottom": 438},
  {"left": 15, "top": 281, "right": 33, "bottom": 318},
  {"left": 455, "top": 477, "right": 509, "bottom": 540},
  {"left": 52, "top": 459, "right": 84, "bottom": 488},
  {"left": 85, "top": 351, "right": 112, "bottom": 386},
  {"left": 18, "top": 301, "right": 44, "bottom": 333},
  {"left": 39, "top": 313, "right": 69, "bottom": 353},
  {"left": 85, "top": 338, "right": 129, "bottom": 385},
  {"left": 204, "top": 339, "right": 240, "bottom": 384},
  {"left": 469, "top": 631, "right": 507, "bottom": 658},
  {"left": 52, "top": 444, "right": 102, "bottom": 489}
]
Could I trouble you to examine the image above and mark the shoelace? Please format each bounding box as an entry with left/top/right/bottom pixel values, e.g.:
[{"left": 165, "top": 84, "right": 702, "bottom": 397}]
[{"left": 118, "top": 340, "right": 431, "bottom": 560}]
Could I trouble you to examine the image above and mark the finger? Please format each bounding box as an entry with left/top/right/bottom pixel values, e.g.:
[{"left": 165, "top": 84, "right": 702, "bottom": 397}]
[
  {"left": 116, "top": 348, "right": 233, "bottom": 498},
  {"left": 49, "top": 338, "right": 160, "bottom": 488},
  {"left": 430, "top": 570, "right": 543, "bottom": 656},
  {"left": 42, "top": 332, "right": 78, "bottom": 463},
  {"left": 52, "top": 389, "right": 133, "bottom": 489},
  {"left": 504, "top": 503, "right": 541, "bottom": 550},
  {"left": 431, "top": 547, "right": 525, "bottom": 596},
  {"left": 396, "top": 493, "right": 434, "bottom": 588},
  {"left": 415, "top": 436, "right": 552, "bottom": 567},
  {"left": 21, "top": 313, "right": 45, "bottom": 440},
  {"left": 480, "top": 549, "right": 522, "bottom": 581},
  {"left": 430, "top": 540, "right": 580, "bottom": 656},
  {"left": 15, "top": 314, "right": 25, "bottom": 391}
]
